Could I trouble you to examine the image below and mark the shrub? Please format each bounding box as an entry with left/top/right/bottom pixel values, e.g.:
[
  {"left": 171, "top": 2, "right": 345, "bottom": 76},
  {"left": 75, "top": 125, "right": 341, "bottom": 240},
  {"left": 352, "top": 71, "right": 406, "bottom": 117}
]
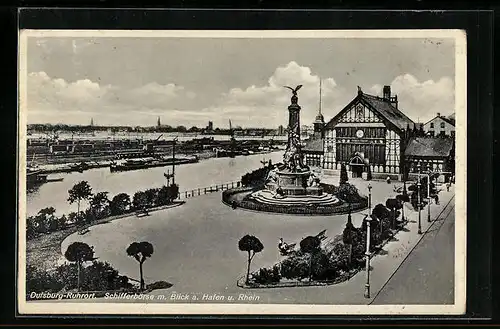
[
  {"left": 330, "top": 243, "right": 351, "bottom": 272},
  {"left": 132, "top": 191, "right": 150, "bottom": 210},
  {"left": 146, "top": 280, "right": 173, "bottom": 290},
  {"left": 310, "top": 250, "right": 336, "bottom": 281},
  {"left": 27, "top": 261, "right": 131, "bottom": 295},
  {"left": 80, "top": 261, "right": 127, "bottom": 292},
  {"left": 241, "top": 167, "right": 271, "bottom": 187},
  {"left": 336, "top": 183, "right": 363, "bottom": 204},
  {"left": 280, "top": 253, "right": 310, "bottom": 281},
  {"left": 110, "top": 193, "right": 131, "bottom": 215},
  {"left": 26, "top": 265, "right": 65, "bottom": 294},
  {"left": 252, "top": 265, "right": 281, "bottom": 284}
]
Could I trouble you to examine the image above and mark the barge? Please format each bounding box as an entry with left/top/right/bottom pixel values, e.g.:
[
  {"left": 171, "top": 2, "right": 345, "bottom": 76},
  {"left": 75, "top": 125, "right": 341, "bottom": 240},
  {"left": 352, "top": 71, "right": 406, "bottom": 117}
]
[
  {"left": 110, "top": 156, "right": 198, "bottom": 172},
  {"left": 26, "top": 168, "right": 48, "bottom": 188}
]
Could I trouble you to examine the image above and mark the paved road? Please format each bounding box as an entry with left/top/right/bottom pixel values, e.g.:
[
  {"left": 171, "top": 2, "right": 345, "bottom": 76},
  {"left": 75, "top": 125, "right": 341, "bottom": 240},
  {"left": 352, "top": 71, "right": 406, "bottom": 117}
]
[{"left": 371, "top": 203, "right": 455, "bottom": 305}]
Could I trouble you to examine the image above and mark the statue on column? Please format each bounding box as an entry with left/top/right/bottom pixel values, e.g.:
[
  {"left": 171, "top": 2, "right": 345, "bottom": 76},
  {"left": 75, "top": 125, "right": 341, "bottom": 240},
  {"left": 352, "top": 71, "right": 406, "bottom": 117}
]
[
  {"left": 282, "top": 85, "right": 307, "bottom": 172},
  {"left": 284, "top": 85, "right": 302, "bottom": 105}
]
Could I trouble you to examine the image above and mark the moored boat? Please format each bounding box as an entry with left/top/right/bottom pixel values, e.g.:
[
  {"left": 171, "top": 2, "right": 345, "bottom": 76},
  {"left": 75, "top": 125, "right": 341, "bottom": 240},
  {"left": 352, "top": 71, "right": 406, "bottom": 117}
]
[
  {"left": 26, "top": 168, "right": 48, "bottom": 188},
  {"left": 110, "top": 156, "right": 198, "bottom": 172}
]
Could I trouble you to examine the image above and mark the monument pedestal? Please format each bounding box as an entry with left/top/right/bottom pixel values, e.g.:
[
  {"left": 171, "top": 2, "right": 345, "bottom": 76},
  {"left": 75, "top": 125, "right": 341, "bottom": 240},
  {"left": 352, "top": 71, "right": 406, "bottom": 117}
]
[{"left": 266, "top": 168, "right": 324, "bottom": 196}]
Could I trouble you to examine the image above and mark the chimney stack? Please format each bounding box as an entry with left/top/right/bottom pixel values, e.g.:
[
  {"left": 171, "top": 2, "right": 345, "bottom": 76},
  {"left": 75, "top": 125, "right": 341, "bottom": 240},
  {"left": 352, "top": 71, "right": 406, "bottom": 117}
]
[
  {"left": 437, "top": 112, "right": 441, "bottom": 117},
  {"left": 383, "top": 85, "right": 391, "bottom": 100}
]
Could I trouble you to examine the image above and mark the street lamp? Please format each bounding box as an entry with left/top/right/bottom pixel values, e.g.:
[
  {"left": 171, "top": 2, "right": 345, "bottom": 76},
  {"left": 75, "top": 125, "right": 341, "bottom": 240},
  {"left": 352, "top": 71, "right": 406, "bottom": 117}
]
[
  {"left": 367, "top": 184, "right": 372, "bottom": 213},
  {"left": 364, "top": 215, "right": 372, "bottom": 299},
  {"left": 427, "top": 172, "right": 431, "bottom": 223},
  {"left": 417, "top": 171, "right": 422, "bottom": 235}
]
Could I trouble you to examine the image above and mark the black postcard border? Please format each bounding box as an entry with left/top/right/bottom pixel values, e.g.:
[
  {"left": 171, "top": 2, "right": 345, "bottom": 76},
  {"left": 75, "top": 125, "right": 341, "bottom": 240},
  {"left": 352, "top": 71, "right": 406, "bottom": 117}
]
[{"left": 0, "top": 7, "right": 494, "bottom": 325}]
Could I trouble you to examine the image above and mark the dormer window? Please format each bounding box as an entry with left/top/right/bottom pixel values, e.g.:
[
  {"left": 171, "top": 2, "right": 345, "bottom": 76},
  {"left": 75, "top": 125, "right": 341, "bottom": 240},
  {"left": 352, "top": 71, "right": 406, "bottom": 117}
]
[
  {"left": 430, "top": 122, "right": 434, "bottom": 128},
  {"left": 440, "top": 122, "right": 445, "bottom": 128}
]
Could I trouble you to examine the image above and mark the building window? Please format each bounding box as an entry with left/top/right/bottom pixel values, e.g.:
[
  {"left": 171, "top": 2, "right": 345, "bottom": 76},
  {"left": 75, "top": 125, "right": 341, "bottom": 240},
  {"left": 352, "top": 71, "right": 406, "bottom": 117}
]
[
  {"left": 440, "top": 122, "right": 445, "bottom": 128},
  {"left": 440, "top": 131, "right": 446, "bottom": 137},
  {"left": 430, "top": 122, "right": 434, "bottom": 128}
]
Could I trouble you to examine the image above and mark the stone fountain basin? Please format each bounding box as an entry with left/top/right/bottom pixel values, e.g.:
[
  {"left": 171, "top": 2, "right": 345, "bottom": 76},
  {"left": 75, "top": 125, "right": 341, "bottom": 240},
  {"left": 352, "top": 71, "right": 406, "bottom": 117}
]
[{"left": 249, "top": 190, "right": 340, "bottom": 207}]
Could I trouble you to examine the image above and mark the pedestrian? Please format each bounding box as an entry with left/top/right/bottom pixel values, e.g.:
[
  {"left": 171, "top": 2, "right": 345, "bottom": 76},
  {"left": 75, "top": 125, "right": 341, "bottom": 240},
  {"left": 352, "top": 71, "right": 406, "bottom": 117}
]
[
  {"left": 386, "top": 176, "right": 391, "bottom": 184},
  {"left": 446, "top": 182, "right": 450, "bottom": 192},
  {"left": 434, "top": 194, "right": 440, "bottom": 205}
]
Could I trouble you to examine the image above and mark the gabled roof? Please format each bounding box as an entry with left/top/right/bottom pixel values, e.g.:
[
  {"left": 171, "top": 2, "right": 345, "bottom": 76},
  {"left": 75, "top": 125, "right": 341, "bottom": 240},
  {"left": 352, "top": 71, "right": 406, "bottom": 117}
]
[
  {"left": 441, "top": 115, "right": 456, "bottom": 126},
  {"left": 424, "top": 114, "right": 456, "bottom": 127},
  {"left": 325, "top": 91, "right": 415, "bottom": 133},
  {"left": 303, "top": 137, "right": 324, "bottom": 153},
  {"left": 404, "top": 137, "right": 454, "bottom": 158}
]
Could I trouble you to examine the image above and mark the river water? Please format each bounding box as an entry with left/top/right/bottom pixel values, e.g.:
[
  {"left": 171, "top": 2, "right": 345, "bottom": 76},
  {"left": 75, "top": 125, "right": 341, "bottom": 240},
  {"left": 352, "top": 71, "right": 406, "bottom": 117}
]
[{"left": 26, "top": 151, "right": 285, "bottom": 217}]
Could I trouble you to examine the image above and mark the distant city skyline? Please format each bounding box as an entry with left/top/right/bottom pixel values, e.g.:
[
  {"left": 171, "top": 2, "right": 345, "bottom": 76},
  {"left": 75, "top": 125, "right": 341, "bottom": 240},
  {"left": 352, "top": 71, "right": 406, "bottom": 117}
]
[{"left": 24, "top": 34, "right": 456, "bottom": 128}]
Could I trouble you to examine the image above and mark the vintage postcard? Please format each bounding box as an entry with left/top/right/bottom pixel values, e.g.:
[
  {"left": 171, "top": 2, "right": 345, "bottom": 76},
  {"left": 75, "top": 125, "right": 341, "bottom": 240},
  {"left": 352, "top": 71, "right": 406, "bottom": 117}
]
[{"left": 18, "top": 29, "right": 466, "bottom": 315}]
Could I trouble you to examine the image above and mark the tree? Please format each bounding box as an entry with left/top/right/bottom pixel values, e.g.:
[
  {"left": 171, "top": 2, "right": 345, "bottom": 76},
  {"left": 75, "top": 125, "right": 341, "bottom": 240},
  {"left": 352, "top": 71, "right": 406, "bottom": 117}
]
[
  {"left": 385, "top": 198, "right": 400, "bottom": 229},
  {"left": 238, "top": 235, "right": 264, "bottom": 284},
  {"left": 36, "top": 207, "right": 56, "bottom": 234},
  {"left": 26, "top": 216, "right": 38, "bottom": 239},
  {"left": 372, "top": 203, "right": 390, "bottom": 236},
  {"left": 64, "top": 242, "right": 95, "bottom": 291},
  {"left": 342, "top": 214, "right": 356, "bottom": 266},
  {"left": 176, "top": 125, "right": 187, "bottom": 133},
  {"left": 47, "top": 214, "right": 67, "bottom": 232},
  {"left": 68, "top": 181, "right": 93, "bottom": 216},
  {"left": 89, "top": 192, "right": 110, "bottom": 220},
  {"left": 126, "top": 241, "right": 154, "bottom": 291},
  {"left": 340, "top": 163, "right": 348, "bottom": 184},
  {"left": 299, "top": 236, "right": 321, "bottom": 281},
  {"left": 110, "top": 193, "right": 131, "bottom": 215},
  {"left": 366, "top": 166, "right": 372, "bottom": 181}
]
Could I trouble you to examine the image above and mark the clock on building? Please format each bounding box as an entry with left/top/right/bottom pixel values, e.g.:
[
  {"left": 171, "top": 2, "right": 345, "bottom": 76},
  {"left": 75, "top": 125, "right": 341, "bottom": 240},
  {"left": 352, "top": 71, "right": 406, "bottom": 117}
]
[{"left": 356, "top": 129, "right": 364, "bottom": 138}]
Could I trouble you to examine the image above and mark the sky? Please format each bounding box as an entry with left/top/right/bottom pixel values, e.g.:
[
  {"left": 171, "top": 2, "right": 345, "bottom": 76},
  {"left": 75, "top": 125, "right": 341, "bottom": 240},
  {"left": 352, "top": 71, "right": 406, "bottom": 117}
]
[{"left": 24, "top": 36, "right": 456, "bottom": 128}]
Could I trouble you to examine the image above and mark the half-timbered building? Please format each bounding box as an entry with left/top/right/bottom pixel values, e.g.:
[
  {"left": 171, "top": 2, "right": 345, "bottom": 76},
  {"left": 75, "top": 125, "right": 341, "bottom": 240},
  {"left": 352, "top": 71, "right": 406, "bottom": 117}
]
[
  {"left": 324, "top": 85, "right": 415, "bottom": 178},
  {"left": 304, "top": 85, "right": 417, "bottom": 179}
]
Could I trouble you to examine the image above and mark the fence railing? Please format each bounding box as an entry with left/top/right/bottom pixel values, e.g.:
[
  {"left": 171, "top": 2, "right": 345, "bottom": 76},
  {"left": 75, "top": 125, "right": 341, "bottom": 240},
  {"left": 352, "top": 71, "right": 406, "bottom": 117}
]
[{"left": 177, "top": 181, "right": 242, "bottom": 199}]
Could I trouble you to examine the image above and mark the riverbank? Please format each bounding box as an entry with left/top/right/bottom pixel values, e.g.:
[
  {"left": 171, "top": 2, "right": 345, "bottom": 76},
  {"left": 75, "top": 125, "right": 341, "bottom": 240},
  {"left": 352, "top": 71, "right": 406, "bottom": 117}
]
[
  {"left": 31, "top": 149, "right": 279, "bottom": 175},
  {"left": 26, "top": 201, "right": 185, "bottom": 271}
]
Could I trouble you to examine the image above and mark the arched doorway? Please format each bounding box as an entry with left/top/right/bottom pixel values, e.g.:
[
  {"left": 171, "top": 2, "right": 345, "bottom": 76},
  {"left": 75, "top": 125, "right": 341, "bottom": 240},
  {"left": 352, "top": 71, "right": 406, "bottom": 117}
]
[{"left": 349, "top": 153, "right": 366, "bottom": 178}]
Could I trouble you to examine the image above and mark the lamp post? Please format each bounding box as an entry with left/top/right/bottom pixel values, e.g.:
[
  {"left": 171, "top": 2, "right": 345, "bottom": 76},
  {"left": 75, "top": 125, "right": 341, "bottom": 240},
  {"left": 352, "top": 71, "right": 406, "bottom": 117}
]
[
  {"left": 417, "top": 170, "right": 422, "bottom": 235},
  {"left": 367, "top": 184, "right": 372, "bottom": 213},
  {"left": 427, "top": 172, "right": 431, "bottom": 222},
  {"left": 364, "top": 215, "right": 372, "bottom": 299}
]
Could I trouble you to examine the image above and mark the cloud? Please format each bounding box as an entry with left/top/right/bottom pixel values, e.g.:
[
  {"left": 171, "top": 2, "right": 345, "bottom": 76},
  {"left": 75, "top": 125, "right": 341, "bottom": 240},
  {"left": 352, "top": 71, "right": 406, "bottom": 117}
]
[
  {"left": 26, "top": 67, "right": 455, "bottom": 128},
  {"left": 203, "top": 61, "right": 347, "bottom": 128},
  {"left": 26, "top": 71, "right": 197, "bottom": 126},
  {"left": 370, "top": 74, "right": 454, "bottom": 122}
]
